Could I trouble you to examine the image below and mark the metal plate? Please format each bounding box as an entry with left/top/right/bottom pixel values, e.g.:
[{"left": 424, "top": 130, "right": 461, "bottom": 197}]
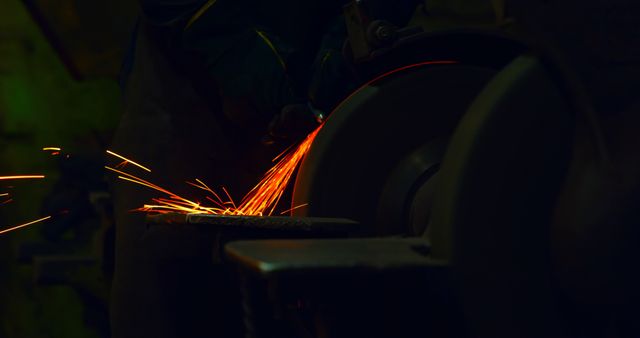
[
  {"left": 225, "top": 237, "right": 438, "bottom": 276},
  {"left": 146, "top": 213, "right": 359, "bottom": 235}
]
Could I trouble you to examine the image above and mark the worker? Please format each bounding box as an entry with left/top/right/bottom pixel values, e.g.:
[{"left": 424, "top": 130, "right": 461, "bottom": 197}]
[{"left": 110, "top": 1, "right": 354, "bottom": 337}]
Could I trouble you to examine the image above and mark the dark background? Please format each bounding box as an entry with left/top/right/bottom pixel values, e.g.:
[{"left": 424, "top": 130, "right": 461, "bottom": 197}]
[{"left": 1, "top": 0, "right": 640, "bottom": 337}]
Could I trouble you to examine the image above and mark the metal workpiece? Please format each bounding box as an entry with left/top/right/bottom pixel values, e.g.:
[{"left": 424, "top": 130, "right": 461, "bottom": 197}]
[
  {"left": 147, "top": 213, "right": 359, "bottom": 235},
  {"left": 145, "top": 214, "right": 360, "bottom": 262}
]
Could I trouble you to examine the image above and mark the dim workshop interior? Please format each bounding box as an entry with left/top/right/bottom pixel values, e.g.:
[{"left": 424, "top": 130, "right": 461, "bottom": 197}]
[{"left": 1, "top": 0, "right": 639, "bottom": 337}]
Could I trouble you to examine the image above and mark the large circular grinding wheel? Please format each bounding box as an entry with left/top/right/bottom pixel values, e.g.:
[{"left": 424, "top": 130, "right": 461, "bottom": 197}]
[{"left": 291, "top": 61, "right": 497, "bottom": 236}]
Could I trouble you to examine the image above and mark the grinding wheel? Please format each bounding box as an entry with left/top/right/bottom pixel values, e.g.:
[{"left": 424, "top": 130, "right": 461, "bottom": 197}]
[
  {"left": 291, "top": 30, "right": 526, "bottom": 236},
  {"left": 291, "top": 62, "right": 495, "bottom": 236}
]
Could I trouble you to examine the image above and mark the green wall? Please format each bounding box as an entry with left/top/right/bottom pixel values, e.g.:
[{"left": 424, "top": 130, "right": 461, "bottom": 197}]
[{"left": 0, "top": 0, "right": 122, "bottom": 337}]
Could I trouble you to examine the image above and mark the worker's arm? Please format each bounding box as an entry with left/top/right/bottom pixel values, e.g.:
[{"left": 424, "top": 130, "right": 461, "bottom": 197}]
[{"left": 307, "top": 15, "right": 357, "bottom": 113}]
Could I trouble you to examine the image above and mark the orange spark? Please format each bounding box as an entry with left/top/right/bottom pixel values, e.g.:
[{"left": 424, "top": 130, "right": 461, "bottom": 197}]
[
  {"left": 0, "top": 193, "right": 8, "bottom": 197},
  {"left": 235, "top": 127, "right": 320, "bottom": 216},
  {"left": 107, "top": 165, "right": 234, "bottom": 215},
  {"left": 115, "top": 160, "right": 128, "bottom": 169},
  {"left": 280, "top": 203, "right": 309, "bottom": 215},
  {"left": 42, "top": 147, "right": 61, "bottom": 151},
  {"left": 0, "top": 216, "right": 51, "bottom": 235},
  {"left": 0, "top": 175, "right": 45, "bottom": 180},
  {"left": 106, "top": 150, "right": 152, "bottom": 172},
  {"left": 222, "top": 187, "right": 237, "bottom": 209},
  {"left": 107, "top": 127, "right": 321, "bottom": 216}
]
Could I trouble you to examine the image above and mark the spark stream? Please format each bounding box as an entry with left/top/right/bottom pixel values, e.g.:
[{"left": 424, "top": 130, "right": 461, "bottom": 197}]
[{"left": 107, "top": 127, "right": 319, "bottom": 217}]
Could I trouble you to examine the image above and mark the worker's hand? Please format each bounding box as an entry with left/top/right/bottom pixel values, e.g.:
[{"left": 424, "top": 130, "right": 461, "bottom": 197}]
[{"left": 263, "top": 104, "right": 322, "bottom": 145}]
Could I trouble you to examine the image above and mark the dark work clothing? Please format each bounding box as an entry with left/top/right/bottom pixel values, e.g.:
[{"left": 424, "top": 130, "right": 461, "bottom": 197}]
[
  {"left": 111, "top": 21, "right": 238, "bottom": 338},
  {"left": 110, "top": 20, "right": 289, "bottom": 338}
]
